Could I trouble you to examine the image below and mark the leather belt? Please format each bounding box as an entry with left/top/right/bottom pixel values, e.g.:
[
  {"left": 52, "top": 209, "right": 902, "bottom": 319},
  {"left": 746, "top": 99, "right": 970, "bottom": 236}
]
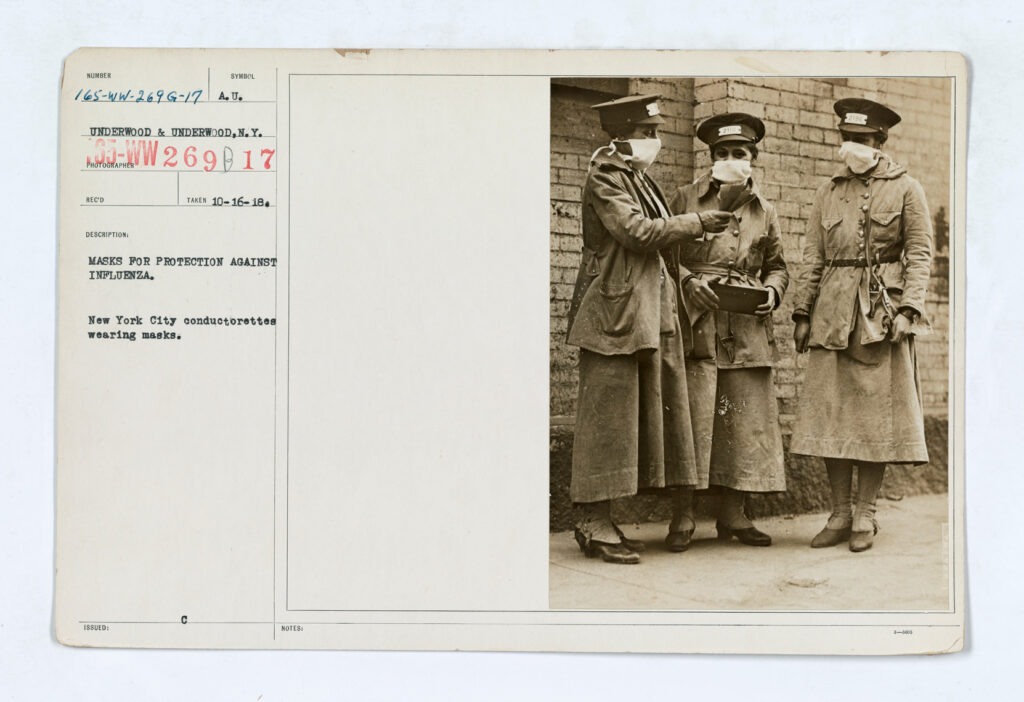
[
  {"left": 831, "top": 252, "right": 901, "bottom": 268},
  {"left": 681, "top": 263, "right": 735, "bottom": 276}
]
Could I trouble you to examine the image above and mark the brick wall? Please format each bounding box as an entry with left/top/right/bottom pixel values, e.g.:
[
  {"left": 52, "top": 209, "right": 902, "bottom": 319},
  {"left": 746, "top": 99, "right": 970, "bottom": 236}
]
[{"left": 550, "top": 76, "right": 951, "bottom": 427}]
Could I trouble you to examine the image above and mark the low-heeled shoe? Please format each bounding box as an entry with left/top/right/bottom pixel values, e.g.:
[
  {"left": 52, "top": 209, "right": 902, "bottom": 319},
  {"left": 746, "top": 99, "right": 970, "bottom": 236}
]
[
  {"left": 810, "top": 525, "right": 852, "bottom": 548},
  {"left": 849, "top": 521, "right": 879, "bottom": 552},
  {"left": 664, "top": 529, "right": 694, "bottom": 552},
  {"left": 716, "top": 521, "right": 772, "bottom": 547},
  {"left": 573, "top": 529, "right": 641, "bottom": 564},
  {"left": 613, "top": 524, "right": 646, "bottom": 553}
]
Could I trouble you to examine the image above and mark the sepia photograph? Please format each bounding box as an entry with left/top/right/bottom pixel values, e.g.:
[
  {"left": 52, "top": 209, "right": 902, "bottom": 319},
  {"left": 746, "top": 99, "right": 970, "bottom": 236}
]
[{"left": 549, "top": 75, "right": 952, "bottom": 611}]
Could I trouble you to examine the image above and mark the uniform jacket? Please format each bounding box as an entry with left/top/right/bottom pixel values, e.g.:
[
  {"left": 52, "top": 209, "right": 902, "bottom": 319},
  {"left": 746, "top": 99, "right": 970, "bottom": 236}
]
[
  {"left": 792, "top": 156, "right": 933, "bottom": 350},
  {"left": 566, "top": 148, "right": 703, "bottom": 356},
  {"left": 669, "top": 174, "right": 789, "bottom": 368}
]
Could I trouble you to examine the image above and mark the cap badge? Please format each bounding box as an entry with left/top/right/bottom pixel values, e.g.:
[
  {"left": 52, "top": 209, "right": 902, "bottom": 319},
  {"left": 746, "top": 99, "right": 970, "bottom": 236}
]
[
  {"left": 718, "top": 125, "right": 742, "bottom": 136},
  {"left": 646, "top": 102, "right": 660, "bottom": 116},
  {"left": 844, "top": 112, "right": 868, "bottom": 125}
]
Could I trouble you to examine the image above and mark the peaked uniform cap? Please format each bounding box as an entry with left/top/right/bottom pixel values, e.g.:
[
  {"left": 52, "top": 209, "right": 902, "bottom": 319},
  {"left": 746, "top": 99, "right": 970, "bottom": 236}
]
[
  {"left": 590, "top": 94, "right": 666, "bottom": 131},
  {"left": 696, "top": 112, "right": 765, "bottom": 146},
  {"left": 834, "top": 97, "right": 902, "bottom": 135}
]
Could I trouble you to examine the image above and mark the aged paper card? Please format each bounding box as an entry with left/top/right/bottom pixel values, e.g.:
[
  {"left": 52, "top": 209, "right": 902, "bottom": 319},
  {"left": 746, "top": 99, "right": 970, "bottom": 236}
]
[{"left": 56, "top": 49, "right": 965, "bottom": 653}]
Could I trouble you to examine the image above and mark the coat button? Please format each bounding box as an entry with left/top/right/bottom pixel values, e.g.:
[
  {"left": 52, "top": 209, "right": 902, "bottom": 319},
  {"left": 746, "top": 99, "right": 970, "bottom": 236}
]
[
  {"left": 732, "top": 229, "right": 740, "bottom": 236},
  {"left": 861, "top": 204, "right": 868, "bottom": 211},
  {"left": 863, "top": 193, "right": 870, "bottom": 199}
]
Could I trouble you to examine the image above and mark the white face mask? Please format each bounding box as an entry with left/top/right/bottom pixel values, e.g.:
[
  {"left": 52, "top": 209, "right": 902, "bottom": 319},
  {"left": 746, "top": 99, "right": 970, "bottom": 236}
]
[
  {"left": 711, "top": 158, "right": 752, "bottom": 184},
  {"left": 622, "top": 138, "right": 662, "bottom": 171},
  {"left": 839, "top": 140, "right": 881, "bottom": 174}
]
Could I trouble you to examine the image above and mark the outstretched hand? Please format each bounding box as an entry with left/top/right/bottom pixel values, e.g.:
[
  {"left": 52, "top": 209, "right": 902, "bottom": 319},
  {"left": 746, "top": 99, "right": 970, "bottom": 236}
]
[{"left": 698, "top": 210, "right": 731, "bottom": 234}]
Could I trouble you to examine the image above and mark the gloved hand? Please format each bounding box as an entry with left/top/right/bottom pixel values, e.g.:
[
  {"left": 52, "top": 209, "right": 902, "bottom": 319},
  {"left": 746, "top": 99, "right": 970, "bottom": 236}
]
[
  {"left": 684, "top": 276, "right": 720, "bottom": 312},
  {"left": 754, "top": 287, "right": 776, "bottom": 318},
  {"left": 698, "top": 210, "right": 731, "bottom": 234},
  {"left": 793, "top": 316, "right": 811, "bottom": 353},
  {"left": 889, "top": 313, "right": 913, "bottom": 343}
]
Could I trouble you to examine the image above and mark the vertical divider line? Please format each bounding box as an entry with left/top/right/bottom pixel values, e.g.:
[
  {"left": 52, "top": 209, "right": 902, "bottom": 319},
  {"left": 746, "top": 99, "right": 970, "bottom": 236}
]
[{"left": 273, "top": 65, "right": 279, "bottom": 641}]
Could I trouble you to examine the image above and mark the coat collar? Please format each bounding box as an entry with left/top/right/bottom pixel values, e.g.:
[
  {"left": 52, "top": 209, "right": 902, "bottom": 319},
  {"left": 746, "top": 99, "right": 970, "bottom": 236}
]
[
  {"left": 590, "top": 145, "right": 634, "bottom": 173},
  {"left": 831, "top": 154, "right": 907, "bottom": 182},
  {"left": 693, "top": 171, "right": 768, "bottom": 212}
]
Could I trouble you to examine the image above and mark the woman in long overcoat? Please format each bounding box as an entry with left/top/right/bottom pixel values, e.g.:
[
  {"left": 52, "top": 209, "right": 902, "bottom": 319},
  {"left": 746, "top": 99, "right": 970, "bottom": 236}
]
[
  {"left": 668, "top": 113, "right": 789, "bottom": 548},
  {"left": 566, "top": 94, "right": 732, "bottom": 564},
  {"left": 791, "top": 98, "right": 933, "bottom": 552}
]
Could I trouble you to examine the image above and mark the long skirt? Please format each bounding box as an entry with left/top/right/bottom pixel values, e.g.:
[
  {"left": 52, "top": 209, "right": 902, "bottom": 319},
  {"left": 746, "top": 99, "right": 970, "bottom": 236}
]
[
  {"left": 570, "top": 322, "right": 698, "bottom": 504},
  {"left": 790, "top": 334, "right": 928, "bottom": 464},
  {"left": 687, "top": 361, "right": 787, "bottom": 492}
]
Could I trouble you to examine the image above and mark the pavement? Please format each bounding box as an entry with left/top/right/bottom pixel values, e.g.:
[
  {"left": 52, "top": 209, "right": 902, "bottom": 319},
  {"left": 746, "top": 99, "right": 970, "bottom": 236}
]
[{"left": 549, "top": 493, "right": 950, "bottom": 611}]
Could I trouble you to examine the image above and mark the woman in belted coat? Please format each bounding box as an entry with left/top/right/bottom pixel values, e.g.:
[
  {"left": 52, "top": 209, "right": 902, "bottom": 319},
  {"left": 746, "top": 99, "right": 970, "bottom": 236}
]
[
  {"left": 791, "top": 98, "right": 932, "bottom": 552},
  {"left": 668, "top": 113, "right": 789, "bottom": 549},
  {"left": 565, "top": 94, "right": 732, "bottom": 564}
]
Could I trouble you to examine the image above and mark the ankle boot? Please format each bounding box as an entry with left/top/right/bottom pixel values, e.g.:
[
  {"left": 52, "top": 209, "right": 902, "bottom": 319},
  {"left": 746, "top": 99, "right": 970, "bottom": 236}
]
[
  {"left": 811, "top": 459, "right": 854, "bottom": 548},
  {"left": 573, "top": 501, "right": 640, "bottom": 564},
  {"left": 665, "top": 487, "right": 695, "bottom": 552},
  {"left": 716, "top": 489, "right": 771, "bottom": 546},
  {"left": 850, "top": 463, "right": 885, "bottom": 552}
]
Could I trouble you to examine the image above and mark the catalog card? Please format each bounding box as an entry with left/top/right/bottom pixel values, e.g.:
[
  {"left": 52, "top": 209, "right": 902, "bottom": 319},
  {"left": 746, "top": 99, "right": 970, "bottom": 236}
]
[{"left": 56, "top": 49, "right": 966, "bottom": 653}]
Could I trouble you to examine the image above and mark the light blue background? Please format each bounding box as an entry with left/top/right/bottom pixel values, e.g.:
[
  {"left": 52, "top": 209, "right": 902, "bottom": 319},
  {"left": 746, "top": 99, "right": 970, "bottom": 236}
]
[{"left": 3, "top": 2, "right": 1013, "bottom": 699}]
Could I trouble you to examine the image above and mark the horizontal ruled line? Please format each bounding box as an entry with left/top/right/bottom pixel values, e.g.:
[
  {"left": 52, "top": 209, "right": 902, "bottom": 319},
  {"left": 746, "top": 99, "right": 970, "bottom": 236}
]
[
  {"left": 76, "top": 100, "right": 278, "bottom": 104},
  {"left": 285, "top": 606, "right": 956, "bottom": 614},
  {"left": 80, "top": 620, "right": 272, "bottom": 625},
  {"left": 289, "top": 72, "right": 955, "bottom": 78},
  {"left": 79, "top": 204, "right": 276, "bottom": 208},
  {"left": 80, "top": 135, "right": 277, "bottom": 138},
  {"left": 77, "top": 620, "right": 961, "bottom": 628},
  {"left": 79, "top": 169, "right": 277, "bottom": 173}
]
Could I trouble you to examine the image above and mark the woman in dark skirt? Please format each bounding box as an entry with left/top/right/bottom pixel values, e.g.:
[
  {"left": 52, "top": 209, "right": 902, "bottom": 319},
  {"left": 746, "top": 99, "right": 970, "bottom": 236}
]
[
  {"left": 669, "top": 113, "right": 789, "bottom": 548},
  {"left": 566, "top": 94, "right": 731, "bottom": 564}
]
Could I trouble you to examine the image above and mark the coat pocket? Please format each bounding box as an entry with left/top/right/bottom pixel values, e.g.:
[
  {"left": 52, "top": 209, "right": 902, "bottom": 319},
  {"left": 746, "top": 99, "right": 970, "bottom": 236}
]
[
  {"left": 822, "top": 215, "right": 843, "bottom": 247},
  {"left": 744, "top": 235, "right": 767, "bottom": 271},
  {"left": 599, "top": 281, "right": 636, "bottom": 336},
  {"left": 870, "top": 210, "right": 902, "bottom": 244},
  {"left": 688, "top": 311, "right": 716, "bottom": 359},
  {"left": 823, "top": 215, "right": 843, "bottom": 230}
]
